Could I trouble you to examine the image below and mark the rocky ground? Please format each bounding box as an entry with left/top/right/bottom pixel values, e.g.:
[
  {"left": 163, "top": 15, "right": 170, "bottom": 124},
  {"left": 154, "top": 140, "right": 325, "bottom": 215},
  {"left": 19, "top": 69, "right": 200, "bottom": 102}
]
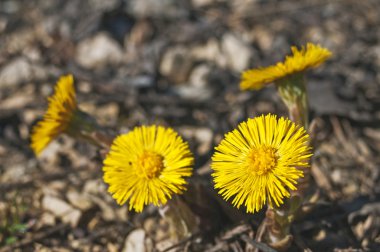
[{"left": 1, "top": 0, "right": 380, "bottom": 251}]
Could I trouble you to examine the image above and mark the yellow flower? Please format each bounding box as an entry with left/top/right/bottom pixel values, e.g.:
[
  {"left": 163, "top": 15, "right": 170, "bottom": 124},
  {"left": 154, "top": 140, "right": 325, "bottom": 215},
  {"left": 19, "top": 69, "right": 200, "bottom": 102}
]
[
  {"left": 30, "top": 74, "right": 77, "bottom": 156},
  {"left": 103, "top": 125, "right": 194, "bottom": 212},
  {"left": 240, "top": 43, "right": 332, "bottom": 90},
  {"left": 211, "top": 114, "right": 312, "bottom": 213}
]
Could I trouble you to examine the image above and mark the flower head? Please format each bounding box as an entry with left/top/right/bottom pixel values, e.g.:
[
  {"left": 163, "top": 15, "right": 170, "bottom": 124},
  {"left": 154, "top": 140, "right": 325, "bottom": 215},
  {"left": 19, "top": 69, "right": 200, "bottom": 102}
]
[
  {"left": 211, "top": 114, "right": 312, "bottom": 213},
  {"left": 31, "top": 74, "right": 77, "bottom": 156},
  {"left": 103, "top": 125, "right": 194, "bottom": 212},
  {"left": 240, "top": 43, "right": 332, "bottom": 90}
]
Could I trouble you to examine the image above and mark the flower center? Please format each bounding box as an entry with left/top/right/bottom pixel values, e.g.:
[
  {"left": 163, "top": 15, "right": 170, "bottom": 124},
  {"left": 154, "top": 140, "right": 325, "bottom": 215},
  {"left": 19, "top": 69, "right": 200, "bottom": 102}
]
[
  {"left": 136, "top": 151, "right": 164, "bottom": 179},
  {"left": 247, "top": 146, "right": 278, "bottom": 176}
]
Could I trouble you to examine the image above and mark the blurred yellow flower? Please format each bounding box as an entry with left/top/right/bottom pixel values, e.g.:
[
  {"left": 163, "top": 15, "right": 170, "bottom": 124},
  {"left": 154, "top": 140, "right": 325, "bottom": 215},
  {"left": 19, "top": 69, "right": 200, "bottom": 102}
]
[
  {"left": 240, "top": 43, "right": 332, "bottom": 90},
  {"left": 30, "top": 74, "right": 77, "bottom": 156},
  {"left": 103, "top": 125, "right": 194, "bottom": 212},
  {"left": 211, "top": 114, "right": 312, "bottom": 213}
]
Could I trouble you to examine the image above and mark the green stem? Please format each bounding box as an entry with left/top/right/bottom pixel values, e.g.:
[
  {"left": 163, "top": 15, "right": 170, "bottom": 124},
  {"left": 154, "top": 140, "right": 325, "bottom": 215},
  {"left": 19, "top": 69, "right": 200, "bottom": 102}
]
[
  {"left": 276, "top": 73, "right": 309, "bottom": 129},
  {"left": 66, "top": 110, "right": 114, "bottom": 149},
  {"left": 257, "top": 73, "right": 311, "bottom": 250}
]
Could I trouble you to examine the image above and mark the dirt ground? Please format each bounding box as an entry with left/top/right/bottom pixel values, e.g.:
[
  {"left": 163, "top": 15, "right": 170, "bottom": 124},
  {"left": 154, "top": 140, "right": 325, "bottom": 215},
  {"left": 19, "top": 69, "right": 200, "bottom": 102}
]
[{"left": 0, "top": 0, "right": 380, "bottom": 251}]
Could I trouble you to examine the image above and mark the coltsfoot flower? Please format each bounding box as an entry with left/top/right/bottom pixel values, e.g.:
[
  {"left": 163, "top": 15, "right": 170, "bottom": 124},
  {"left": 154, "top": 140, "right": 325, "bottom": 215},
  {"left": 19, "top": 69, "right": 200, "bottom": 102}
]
[
  {"left": 211, "top": 114, "right": 312, "bottom": 213},
  {"left": 103, "top": 125, "right": 194, "bottom": 212},
  {"left": 31, "top": 74, "right": 77, "bottom": 155},
  {"left": 240, "top": 43, "right": 332, "bottom": 90}
]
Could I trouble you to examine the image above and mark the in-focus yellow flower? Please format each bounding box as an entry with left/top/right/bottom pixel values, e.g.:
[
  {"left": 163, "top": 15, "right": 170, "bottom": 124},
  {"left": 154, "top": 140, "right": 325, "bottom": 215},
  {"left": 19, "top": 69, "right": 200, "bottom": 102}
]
[
  {"left": 31, "top": 75, "right": 77, "bottom": 156},
  {"left": 240, "top": 43, "right": 332, "bottom": 90},
  {"left": 103, "top": 125, "right": 194, "bottom": 212},
  {"left": 211, "top": 114, "right": 312, "bottom": 213}
]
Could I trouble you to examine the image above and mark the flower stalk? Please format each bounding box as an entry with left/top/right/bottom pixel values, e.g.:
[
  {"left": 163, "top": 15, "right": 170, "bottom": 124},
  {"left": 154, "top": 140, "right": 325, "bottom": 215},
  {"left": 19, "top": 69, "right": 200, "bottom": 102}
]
[
  {"left": 66, "top": 110, "right": 114, "bottom": 149},
  {"left": 238, "top": 45, "right": 331, "bottom": 247},
  {"left": 276, "top": 73, "right": 309, "bottom": 129},
  {"left": 260, "top": 75, "right": 312, "bottom": 250}
]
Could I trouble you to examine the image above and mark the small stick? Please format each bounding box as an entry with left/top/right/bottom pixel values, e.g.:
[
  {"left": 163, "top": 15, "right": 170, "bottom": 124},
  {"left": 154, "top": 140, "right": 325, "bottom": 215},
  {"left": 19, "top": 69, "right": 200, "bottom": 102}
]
[{"left": 241, "top": 234, "right": 277, "bottom": 252}]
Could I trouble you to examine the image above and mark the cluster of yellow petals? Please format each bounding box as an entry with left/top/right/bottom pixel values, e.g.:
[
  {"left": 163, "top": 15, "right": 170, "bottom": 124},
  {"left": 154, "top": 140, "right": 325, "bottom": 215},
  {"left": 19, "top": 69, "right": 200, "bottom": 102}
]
[
  {"left": 240, "top": 43, "right": 332, "bottom": 90},
  {"left": 102, "top": 125, "right": 193, "bottom": 212},
  {"left": 30, "top": 75, "right": 77, "bottom": 156},
  {"left": 31, "top": 43, "right": 321, "bottom": 216},
  {"left": 211, "top": 114, "right": 312, "bottom": 213}
]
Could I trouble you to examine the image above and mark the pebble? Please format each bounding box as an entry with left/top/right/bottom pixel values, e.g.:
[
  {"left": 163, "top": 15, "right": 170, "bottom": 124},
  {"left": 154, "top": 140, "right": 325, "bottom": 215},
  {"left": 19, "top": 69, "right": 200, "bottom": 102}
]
[
  {"left": 191, "top": 39, "right": 227, "bottom": 68},
  {"left": 331, "top": 169, "right": 342, "bottom": 183},
  {"left": 126, "top": 0, "right": 188, "bottom": 19},
  {"left": 0, "top": 164, "right": 26, "bottom": 183},
  {"left": 0, "top": 57, "right": 32, "bottom": 88},
  {"left": 179, "top": 126, "right": 213, "bottom": 144},
  {"left": 0, "top": 144, "right": 6, "bottom": 156},
  {"left": 192, "top": 0, "right": 215, "bottom": 8},
  {"left": 127, "top": 75, "right": 155, "bottom": 88},
  {"left": 67, "top": 190, "right": 93, "bottom": 211},
  {"left": 195, "top": 127, "right": 213, "bottom": 155},
  {"left": 221, "top": 33, "right": 252, "bottom": 72},
  {"left": 143, "top": 218, "right": 156, "bottom": 235},
  {"left": 76, "top": 33, "right": 124, "bottom": 69},
  {"left": 42, "top": 195, "right": 81, "bottom": 227},
  {"left": 84, "top": 179, "right": 107, "bottom": 195},
  {"left": 38, "top": 141, "right": 64, "bottom": 166},
  {"left": 172, "top": 84, "right": 214, "bottom": 101},
  {"left": 96, "top": 102, "right": 120, "bottom": 126},
  {"left": 123, "top": 229, "right": 146, "bottom": 252},
  {"left": 171, "top": 63, "right": 214, "bottom": 101},
  {"left": 88, "top": 195, "right": 116, "bottom": 221},
  {"left": 159, "top": 46, "right": 193, "bottom": 84},
  {"left": 0, "top": 16, "right": 7, "bottom": 33},
  {"left": 188, "top": 64, "right": 211, "bottom": 88},
  {"left": 251, "top": 26, "right": 274, "bottom": 52},
  {"left": 0, "top": 89, "right": 34, "bottom": 110},
  {"left": 40, "top": 212, "right": 56, "bottom": 226}
]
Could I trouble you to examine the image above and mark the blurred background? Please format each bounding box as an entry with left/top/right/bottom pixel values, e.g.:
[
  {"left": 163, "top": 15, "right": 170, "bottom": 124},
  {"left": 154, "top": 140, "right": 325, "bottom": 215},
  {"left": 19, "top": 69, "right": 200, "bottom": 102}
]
[{"left": 0, "top": 0, "right": 379, "bottom": 251}]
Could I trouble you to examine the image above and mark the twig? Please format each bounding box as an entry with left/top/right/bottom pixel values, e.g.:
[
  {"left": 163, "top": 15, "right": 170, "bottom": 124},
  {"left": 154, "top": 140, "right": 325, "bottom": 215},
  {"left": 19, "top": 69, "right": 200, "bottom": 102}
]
[
  {"left": 241, "top": 234, "right": 277, "bottom": 252},
  {"left": 159, "top": 232, "right": 200, "bottom": 252}
]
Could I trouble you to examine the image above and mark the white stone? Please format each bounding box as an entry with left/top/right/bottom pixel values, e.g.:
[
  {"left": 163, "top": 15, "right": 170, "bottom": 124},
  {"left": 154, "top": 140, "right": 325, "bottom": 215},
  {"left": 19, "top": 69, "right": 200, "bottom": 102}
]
[
  {"left": 172, "top": 64, "right": 214, "bottom": 101},
  {"left": 127, "top": 0, "right": 186, "bottom": 18},
  {"left": 0, "top": 92, "right": 34, "bottom": 110},
  {"left": 123, "top": 229, "right": 146, "bottom": 252},
  {"left": 195, "top": 127, "right": 213, "bottom": 144},
  {"left": 191, "top": 39, "right": 227, "bottom": 67},
  {"left": 67, "top": 190, "right": 93, "bottom": 211},
  {"left": 76, "top": 33, "right": 123, "bottom": 69},
  {"left": 40, "top": 212, "right": 56, "bottom": 226},
  {"left": 0, "top": 164, "right": 26, "bottom": 183},
  {"left": 0, "top": 58, "right": 32, "bottom": 88},
  {"left": 188, "top": 64, "right": 211, "bottom": 88},
  {"left": 159, "top": 46, "right": 193, "bottom": 83},
  {"left": 221, "top": 33, "right": 252, "bottom": 72},
  {"left": 172, "top": 85, "right": 213, "bottom": 101},
  {"left": 42, "top": 195, "right": 81, "bottom": 227},
  {"left": 192, "top": 0, "right": 215, "bottom": 8},
  {"left": 84, "top": 179, "right": 107, "bottom": 195}
]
